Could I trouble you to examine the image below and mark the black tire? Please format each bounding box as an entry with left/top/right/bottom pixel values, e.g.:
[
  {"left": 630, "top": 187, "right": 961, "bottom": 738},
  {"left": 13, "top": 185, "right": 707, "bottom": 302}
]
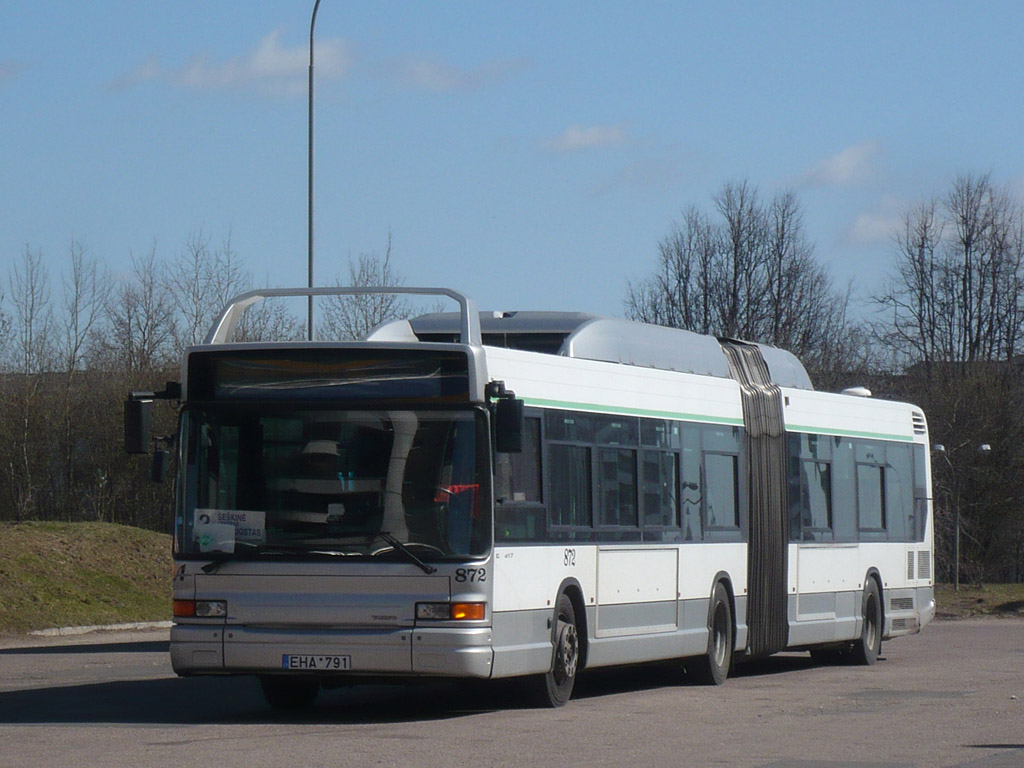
[
  {"left": 260, "top": 676, "right": 320, "bottom": 711},
  {"left": 690, "top": 582, "right": 733, "bottom": 685},
  {"left": 529, "top": 592, "right": 580, "bottom": 707},
  {"left": 850, "top": 578, "right": 882, "bottom": 666}
]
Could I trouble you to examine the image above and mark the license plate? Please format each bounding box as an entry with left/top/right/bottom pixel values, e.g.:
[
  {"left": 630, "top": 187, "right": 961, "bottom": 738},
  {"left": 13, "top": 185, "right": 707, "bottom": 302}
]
[{"left": 281, "top": 654, "right": 352, "bottom": 671}]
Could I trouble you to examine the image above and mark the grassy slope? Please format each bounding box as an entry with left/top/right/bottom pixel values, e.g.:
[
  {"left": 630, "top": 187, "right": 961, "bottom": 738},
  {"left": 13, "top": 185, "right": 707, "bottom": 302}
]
[
  {"left": 934, "top": 583, "right": 1024, "bottom": 619},
  {"left": 0, "top": 522, "right": 1022, "bottom": 634},
  {"left": 0, "top": 521, "right": 171, "bottom": 634}
]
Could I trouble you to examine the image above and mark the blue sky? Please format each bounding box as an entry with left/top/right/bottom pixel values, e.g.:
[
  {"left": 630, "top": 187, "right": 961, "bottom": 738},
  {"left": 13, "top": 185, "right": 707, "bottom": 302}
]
[{"left": 3, "top": 1, "right": 1023, "bottom": 319}]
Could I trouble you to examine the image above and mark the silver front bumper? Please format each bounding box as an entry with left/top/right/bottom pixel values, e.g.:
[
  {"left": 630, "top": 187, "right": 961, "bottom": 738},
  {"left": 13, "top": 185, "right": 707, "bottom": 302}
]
[{"left": 171, "top": 623, "right": 494, "bottom": 679}]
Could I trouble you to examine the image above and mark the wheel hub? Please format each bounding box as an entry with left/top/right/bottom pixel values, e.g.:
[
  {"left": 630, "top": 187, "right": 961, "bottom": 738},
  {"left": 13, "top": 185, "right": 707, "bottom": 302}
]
[{"left": 555, "top": 621, "right": 579, "bottom": 681}]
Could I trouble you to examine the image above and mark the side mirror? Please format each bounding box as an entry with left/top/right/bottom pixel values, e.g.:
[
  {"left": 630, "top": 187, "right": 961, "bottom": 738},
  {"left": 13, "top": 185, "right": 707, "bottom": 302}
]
[
  {"left": 495, "top": 397, "right": 524, "bottom": 453},
  {"left": 124, "top": 397, "right": 153, "bottom": 454}
]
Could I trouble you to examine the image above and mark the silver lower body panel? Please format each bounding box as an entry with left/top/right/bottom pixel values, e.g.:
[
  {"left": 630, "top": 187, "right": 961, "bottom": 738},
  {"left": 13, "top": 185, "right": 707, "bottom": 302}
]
[{"left": 171, "top": 623, "right": 494, "bottom": 679}]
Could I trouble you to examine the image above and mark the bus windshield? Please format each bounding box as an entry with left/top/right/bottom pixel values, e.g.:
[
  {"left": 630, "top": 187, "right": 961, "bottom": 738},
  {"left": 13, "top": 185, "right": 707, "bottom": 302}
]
[{"left": 176, "top": 406, "right": 490, "bottom": 561}]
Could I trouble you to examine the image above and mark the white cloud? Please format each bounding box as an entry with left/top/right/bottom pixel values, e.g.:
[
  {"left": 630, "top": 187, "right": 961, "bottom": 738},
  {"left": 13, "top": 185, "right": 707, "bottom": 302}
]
[
  {"left": 385, "top": 55, "right": 527, "bottom": 92},
  {"left": 847, "top": 195, "right": 905, "bottom": 244},
  {"left": 111, "top": 55, "right": 162, "bottom": 89},
  {"left": 114, "top": 29, "right": 352, "bottom": 96},
  {"left": 799, "top": 140, "right": 881, "bottom": 187},
  {"left": 545, "top": 124, "right": 628, "bottom": 153},
  {"left": 849, "top": 211, "right": 899, "bottom": 244}
]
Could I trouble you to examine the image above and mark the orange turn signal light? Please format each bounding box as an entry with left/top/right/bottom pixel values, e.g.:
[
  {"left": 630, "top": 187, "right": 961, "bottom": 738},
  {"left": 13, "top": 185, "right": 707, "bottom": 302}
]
[
  {"left": 450, "top": 602, "right": 485, "bottom": 621},
  {"left": 173, "top": 599, "right": 196, "bottom": 617}
]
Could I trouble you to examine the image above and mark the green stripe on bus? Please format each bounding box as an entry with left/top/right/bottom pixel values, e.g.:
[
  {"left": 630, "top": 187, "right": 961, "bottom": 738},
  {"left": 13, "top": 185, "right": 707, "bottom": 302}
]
[
  {"left": 522, "top": 399, "right": 918, "bottom": 442},
  {"left": 521, "top": 397, "right": 744, "bottom": 426},
  {"left": 785, "top": 424, "right": 916, "bottom": 442}
]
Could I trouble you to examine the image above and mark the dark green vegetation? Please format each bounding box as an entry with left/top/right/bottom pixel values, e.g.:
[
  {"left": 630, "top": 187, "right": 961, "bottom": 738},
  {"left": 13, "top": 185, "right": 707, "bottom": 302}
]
[
  {"left": 934, "top": 583, "right": 1024, "bottom": 619},
  {"left": 0, "top": 522, "right": 171, "bottom": 634}
]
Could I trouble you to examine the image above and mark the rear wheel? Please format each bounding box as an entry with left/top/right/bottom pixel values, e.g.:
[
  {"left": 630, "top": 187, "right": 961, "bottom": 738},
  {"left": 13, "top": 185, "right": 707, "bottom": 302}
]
[
  {"left": 851, "top": 579, "right": 882, "bottom": 666},
  {"left": 260, "top": 676, "right": 320, "bottom": 711},
  {"left": 529, "top": 592, "right": 580, "bottom": 707},
  {"left": 689, "top": 582, "right": 733, "bottom": 685}
]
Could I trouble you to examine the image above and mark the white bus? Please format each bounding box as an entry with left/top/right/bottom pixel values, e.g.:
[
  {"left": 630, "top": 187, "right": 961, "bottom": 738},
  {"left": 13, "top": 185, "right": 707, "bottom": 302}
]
[{"left": 126, "top": 287, "right": 935, "bottom": 710}]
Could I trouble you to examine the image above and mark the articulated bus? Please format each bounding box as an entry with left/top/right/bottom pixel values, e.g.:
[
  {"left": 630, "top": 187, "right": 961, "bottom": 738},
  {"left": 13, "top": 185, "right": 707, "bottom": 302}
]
[{"left": 126, "top": 287, "right": 935, "bottom": 710}]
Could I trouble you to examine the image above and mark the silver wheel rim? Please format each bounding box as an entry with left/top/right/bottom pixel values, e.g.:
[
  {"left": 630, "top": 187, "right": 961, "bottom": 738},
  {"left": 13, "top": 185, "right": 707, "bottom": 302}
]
[
  {"left": 711, "top": 603, "right": 729, "bottom": 668},
  {"left": 865, "top": 594, "right": 879, "bottom": 650},
  {"left": 554, "top": 620, "right": 579, "bottom": 684}
]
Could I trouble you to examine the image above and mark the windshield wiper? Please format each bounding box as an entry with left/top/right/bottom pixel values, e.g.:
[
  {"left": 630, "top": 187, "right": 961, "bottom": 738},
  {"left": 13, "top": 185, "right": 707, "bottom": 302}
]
[
  {"left": 375, "top": 532, "right": 437, "bottom": 575},
  {"left": 200, "top": 544, "right": 350, "bottom": 572},
  {"left": 199, "top": 544, "right": 295, "bottom": 573}
]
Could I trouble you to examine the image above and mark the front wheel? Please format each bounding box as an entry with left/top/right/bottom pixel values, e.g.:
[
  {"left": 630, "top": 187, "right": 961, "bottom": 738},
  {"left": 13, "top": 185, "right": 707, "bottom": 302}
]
[
  {"left": 529, "top": 592, "right": 580, "bottom": 707},
  {"left": 689, "top": 582, "right": 733, "bottom": 685},
  {"left": 851, "top": 578, "right": 882, "bottom": 665}
]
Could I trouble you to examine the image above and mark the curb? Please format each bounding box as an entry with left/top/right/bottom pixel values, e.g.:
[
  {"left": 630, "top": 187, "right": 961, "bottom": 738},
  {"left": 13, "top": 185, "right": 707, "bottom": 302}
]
[{"left": 29, "top": 621, "right": 173, "bottom": 637}]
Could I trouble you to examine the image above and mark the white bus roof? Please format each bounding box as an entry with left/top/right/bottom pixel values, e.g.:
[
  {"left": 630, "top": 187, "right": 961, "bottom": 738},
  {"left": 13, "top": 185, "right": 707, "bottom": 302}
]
[
  {"left": 370, "top": 311, "right": 814, "bottom": 390},
  {"left": 204, "top": 287, "right": 814, "bottom": 391}
]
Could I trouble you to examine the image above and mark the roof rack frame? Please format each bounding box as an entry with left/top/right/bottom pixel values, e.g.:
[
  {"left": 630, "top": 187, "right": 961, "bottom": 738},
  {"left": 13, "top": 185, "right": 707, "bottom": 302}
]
[{"left": 204, "top": 286, "right": 481, "bottom": 346}]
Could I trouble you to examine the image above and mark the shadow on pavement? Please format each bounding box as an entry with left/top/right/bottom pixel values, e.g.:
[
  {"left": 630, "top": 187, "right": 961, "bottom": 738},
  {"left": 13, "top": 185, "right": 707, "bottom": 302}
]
[
  {"left": 0, "top": 641, "right": 835, "bottom": 726},
  {"left": 0, "top": 640, "right": 168, "bottom": 656}
]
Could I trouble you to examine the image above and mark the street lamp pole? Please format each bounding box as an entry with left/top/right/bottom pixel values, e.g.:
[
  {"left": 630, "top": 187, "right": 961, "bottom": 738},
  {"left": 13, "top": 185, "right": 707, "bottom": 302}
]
[
  {"left": 953, "top": 492, "right": 960, "bottom": 591},
  {"left": 933, "top": 441, "right": 990, "bottom": 591},
  {"left": 307, "top": 0, "right": 322, "bottom": 341}
]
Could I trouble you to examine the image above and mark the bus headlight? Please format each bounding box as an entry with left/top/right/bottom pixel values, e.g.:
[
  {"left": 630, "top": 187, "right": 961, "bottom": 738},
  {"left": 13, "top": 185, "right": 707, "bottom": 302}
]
[{"left": 416, "top": 602, "right": 485, "bottom": 621}]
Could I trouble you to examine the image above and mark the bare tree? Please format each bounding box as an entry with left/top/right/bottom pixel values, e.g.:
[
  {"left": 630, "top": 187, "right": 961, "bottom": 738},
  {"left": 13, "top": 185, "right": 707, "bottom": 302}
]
[
  {"left": 103, "top": 248, "right": 177, "bottom": 374},
  {"left": 53, "top": 242, "right": 111, "bottom": 518},
  {"left": 0, "top": 288, "right": 10, "bottom": 364},
  {"left": 318, "top": 235, "right": 412, "bottom": 340},
  {"left": 2, "top": 247, "right": 55, "bottom": 519},
  {"left": 626, "top": 181, "right": 853, "bottom": 384},
  {"left": 626, "top": 205, "right": 718, "bottom": 332},
  {"left": 713, "top": 180, "right": 768, "bottom": 339},
  {"left": 7, "top": 246, "right": 54, "bottom": 375},
  {"left": 874, "top": 172, "right": 1024, "bottom": 369},
  {"left": 59, "top": 241, "right": 109, "bottom": 373},
  {"left": 874, "top": 200, "right": 944, "bottom": 371},
  {"left": 874, "top": 172, "right": 1024, "bottom": 583},
  {"left": 234, "top": 282, "right": 305, "bottom": 342},
  {"left": 166, "top": 230, "right": 250, "bottom": 353}
]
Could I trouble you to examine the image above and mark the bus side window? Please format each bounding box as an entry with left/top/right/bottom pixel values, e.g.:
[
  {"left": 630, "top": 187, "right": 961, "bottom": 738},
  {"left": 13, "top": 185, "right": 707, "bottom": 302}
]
[
  {"left": 702, "top": 425, "right": 742, "bottom": 541},
  {"left": 495, "top": 417, "right": 545, "bottom": 541},
  {"left": 788, "top": 433, "right": 834, "bottom": 542},
  {"left": 549, "top": 444, "right": 592, "bottom": 529},
  {"left": 912, "top": 444, "right": 929, "bottom": 542},
  {"left": 830, "top": 438, "right": 857, "bottom": 541},
  {"left": 885, "top": 443, "right": 913, "bottom": 541},
  {"left": 640, "top": 420, "right": 682, "bottom": 537},
  {"left": 704, "top": 452, "right": 739, "bottom": 530},
  {"left": 510, "top": 417, "right": 542, "bottom": 502},
  {"left": 681, "top": 424, "right": 702, "bottom": 540}
]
